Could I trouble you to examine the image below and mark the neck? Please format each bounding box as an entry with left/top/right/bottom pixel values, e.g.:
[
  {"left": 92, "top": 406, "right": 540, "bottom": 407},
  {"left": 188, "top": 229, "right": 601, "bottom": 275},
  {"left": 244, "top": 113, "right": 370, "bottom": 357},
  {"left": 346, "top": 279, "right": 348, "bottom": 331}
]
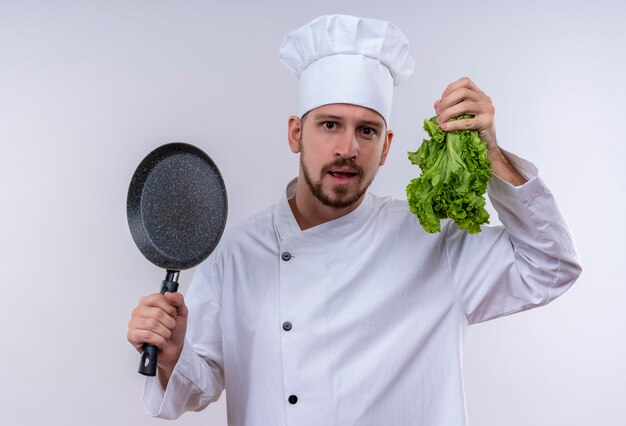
[{"left": 288, "top": 176, "right": 364, "bottom": 231}]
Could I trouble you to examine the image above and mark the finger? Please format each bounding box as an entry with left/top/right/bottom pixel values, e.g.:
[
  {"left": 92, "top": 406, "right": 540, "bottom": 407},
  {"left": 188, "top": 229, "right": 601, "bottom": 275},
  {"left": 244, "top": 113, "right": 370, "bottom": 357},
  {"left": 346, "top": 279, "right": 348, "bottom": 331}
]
[
  {"left": 438, "top": 87, "right": 484, "bottom": 112},
  {"left": 163, "top": 292, "right": 187, "bottom": 316},
  {"left": 440, "top": 115, "right": 491, "bottom": 133},
  {"left": 139, "top": 293, "right": 177, "bottom": 317},
  {"left": 437, "top": 100, "right": 481, "bottom": 125},
  {"left": 440, "top": 117, "right": 476, "bottom": 132},
  {"left": 130, "top": 315, "right": 173, "bottom": 339},
  {"left": 127, "top": 328, "right": 167, "bottom": 351},
  {"left": 441, "top": 76, "right": 481, "bottom": 99},
  {"left": 163, "top": 292, "right": 185, "bottom": 308},
  {"left": 134, "top": 306, "right": 177, "bottom": 329}
]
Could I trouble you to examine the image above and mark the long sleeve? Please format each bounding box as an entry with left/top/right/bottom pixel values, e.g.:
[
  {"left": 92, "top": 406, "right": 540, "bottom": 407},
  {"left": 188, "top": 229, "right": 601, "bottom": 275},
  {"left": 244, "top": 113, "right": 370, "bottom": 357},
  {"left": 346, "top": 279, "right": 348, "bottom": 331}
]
[
  {"left": 142, "top": 253, "right": 226, "bottom": 419},
  {"left": 444, "top": 152, "right": 582, "bottom": 325}
]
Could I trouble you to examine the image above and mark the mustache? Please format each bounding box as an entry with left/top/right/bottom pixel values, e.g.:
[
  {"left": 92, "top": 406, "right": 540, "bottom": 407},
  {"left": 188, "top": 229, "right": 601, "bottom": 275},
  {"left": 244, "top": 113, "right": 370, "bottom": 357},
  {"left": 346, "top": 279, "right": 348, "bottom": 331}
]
[{"left": 320, "top": 157, "right": 364, "bottom": 177}]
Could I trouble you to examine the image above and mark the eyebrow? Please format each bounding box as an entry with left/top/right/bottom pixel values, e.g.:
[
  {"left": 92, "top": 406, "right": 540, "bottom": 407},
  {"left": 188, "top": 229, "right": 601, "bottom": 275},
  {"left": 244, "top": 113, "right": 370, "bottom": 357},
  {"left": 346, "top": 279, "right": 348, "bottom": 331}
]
[{"left": 312, "top": 114, "right": 344, "bottom": 121}]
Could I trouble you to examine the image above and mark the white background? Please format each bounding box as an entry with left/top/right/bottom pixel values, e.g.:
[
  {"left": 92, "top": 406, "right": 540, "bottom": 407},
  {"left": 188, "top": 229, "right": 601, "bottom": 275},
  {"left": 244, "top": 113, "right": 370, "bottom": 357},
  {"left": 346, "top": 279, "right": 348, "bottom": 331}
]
[{"left": 1, "top": 1, "right": 624, "bottom": 425}]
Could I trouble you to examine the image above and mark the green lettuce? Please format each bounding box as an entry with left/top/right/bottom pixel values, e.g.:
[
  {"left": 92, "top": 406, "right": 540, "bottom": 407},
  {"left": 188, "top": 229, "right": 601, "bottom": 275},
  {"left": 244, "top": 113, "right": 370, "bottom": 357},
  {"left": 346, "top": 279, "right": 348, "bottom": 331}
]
[{"left": 406, "top": 114, "right": 492, "bottom": 234}]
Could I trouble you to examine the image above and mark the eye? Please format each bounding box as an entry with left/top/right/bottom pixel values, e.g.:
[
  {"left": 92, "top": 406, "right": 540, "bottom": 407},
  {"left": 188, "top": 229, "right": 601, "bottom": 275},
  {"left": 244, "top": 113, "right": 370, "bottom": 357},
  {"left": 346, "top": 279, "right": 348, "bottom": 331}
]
[
  {"left": 322, "top": 121, "right": 337, "bottom": 130},
  {"left": 360, "top": 127, "right": 376, "bottom": 137}
]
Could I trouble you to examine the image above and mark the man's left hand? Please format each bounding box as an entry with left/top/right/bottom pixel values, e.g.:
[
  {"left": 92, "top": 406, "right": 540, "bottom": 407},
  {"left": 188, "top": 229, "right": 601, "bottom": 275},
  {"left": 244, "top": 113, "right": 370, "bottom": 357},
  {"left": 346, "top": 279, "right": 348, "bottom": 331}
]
[
  {"left": 434, "top": 77, "right": 527, "bottom": 186},
  {"left": 434, "top": 77, "right": 498, "bottom": 152}
]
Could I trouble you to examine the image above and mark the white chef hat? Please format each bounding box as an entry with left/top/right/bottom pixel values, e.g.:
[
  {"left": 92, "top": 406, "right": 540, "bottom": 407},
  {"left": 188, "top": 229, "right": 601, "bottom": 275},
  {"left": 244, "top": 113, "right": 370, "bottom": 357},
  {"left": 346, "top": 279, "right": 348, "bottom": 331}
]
[{"left": 278, "top": 14, "right": 415, "bottom": 124}]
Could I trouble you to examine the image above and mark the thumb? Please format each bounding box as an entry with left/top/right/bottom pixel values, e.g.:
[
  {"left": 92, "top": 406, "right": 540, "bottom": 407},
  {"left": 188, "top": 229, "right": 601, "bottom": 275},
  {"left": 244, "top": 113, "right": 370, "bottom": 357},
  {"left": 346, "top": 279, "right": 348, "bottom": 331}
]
[{"left": 163, "top": 292, "right": 188, "bottom": 318}]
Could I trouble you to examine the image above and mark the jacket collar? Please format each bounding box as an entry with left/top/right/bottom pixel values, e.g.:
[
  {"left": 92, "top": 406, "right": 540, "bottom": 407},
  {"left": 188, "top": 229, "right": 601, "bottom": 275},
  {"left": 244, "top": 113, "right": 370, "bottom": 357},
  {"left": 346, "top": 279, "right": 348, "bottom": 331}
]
[{"left": 273, "top": 177, "right": 373, "bottom": 248}]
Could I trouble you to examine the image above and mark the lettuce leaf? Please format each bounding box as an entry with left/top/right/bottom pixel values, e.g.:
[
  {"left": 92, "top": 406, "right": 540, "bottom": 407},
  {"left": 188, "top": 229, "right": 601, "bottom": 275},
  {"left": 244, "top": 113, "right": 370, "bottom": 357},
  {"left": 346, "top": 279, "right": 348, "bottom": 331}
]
[{"left": 406, "top": 114, "right": 492, "bottom": 234}]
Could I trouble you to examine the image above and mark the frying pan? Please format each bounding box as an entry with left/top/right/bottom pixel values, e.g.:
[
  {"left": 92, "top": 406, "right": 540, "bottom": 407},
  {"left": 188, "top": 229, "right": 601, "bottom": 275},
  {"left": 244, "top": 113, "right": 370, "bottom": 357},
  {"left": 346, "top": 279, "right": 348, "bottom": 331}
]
[{"left": 127, "top": 142, "right": 227, "bottom": 376}]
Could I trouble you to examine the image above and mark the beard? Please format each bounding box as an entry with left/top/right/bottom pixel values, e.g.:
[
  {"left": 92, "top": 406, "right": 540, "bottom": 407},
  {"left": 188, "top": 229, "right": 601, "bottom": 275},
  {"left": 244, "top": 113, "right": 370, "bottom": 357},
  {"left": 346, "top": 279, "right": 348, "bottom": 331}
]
[{"left": 300, "top": 146, "right": 376, "bottom": 209}]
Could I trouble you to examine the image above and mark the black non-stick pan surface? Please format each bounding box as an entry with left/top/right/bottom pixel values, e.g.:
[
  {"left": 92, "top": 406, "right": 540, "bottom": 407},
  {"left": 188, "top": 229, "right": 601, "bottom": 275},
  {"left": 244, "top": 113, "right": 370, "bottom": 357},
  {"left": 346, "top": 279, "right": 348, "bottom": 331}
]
[{"left": 127, "top": 142, "right": 227, "bottom": 376}]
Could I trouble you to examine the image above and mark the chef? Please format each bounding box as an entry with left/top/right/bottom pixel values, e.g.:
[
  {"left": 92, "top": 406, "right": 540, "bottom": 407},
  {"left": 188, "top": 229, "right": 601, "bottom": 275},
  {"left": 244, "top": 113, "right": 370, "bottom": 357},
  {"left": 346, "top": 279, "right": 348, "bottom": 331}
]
[{"left": 127, "top": 14, "right": 582, "bottom": 425}]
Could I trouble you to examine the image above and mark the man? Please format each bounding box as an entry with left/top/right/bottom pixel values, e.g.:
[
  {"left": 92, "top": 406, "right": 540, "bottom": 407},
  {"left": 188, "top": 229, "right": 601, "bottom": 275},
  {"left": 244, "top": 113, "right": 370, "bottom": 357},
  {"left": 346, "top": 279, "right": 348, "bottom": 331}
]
[{"left": 127, "top": 14, "right": 581, "bottom": 425}]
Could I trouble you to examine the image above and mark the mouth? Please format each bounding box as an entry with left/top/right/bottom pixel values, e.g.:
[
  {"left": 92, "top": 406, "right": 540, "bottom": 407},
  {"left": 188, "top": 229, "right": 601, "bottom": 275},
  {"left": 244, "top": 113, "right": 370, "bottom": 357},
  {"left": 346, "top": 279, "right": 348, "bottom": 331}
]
[
  {"left": 320, "top": 158, "right": 364, "bottom": 185},
  {"left": 328, "top": 169, "right": 358, "bottom": 178}
]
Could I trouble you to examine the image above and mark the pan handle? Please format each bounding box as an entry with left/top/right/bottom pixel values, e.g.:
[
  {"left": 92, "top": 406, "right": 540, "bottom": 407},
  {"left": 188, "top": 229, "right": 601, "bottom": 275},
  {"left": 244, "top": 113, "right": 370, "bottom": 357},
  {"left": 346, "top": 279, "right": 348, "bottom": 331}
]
[{"left": 138, "top": 270, "right": 180, "bottom": 377}]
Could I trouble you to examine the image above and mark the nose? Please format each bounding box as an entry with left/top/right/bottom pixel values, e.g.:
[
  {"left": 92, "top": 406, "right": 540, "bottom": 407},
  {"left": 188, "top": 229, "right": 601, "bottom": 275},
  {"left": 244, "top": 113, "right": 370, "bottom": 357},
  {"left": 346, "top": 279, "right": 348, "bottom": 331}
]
[{"left": 334, "top": 130, "right": 358, "bottom": 159}]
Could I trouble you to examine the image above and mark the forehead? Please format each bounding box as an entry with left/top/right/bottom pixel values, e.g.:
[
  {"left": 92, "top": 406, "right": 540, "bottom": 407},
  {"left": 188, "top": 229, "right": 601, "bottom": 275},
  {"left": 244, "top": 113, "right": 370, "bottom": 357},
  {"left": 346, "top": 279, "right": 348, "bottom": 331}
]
[{"left": 307, "top": 103, "right": 385, "bottom": 126}]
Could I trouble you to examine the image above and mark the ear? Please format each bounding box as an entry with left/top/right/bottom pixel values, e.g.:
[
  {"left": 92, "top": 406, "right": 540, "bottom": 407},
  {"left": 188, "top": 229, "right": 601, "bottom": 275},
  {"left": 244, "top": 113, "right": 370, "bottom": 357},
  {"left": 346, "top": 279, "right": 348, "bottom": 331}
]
[
  {"left": 287, "top": 116, "right": 302, "bottom": 153},
  {"left": 379, "top": 130, "right": 394, "bottom": 165}
]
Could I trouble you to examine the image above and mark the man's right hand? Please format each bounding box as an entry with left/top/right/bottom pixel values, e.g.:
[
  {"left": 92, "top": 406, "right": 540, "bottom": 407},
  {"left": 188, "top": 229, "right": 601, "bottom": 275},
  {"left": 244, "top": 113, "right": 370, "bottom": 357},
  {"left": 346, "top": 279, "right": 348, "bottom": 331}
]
[{"left": 127, "top": 292, "right": 188, "bottom": 385}]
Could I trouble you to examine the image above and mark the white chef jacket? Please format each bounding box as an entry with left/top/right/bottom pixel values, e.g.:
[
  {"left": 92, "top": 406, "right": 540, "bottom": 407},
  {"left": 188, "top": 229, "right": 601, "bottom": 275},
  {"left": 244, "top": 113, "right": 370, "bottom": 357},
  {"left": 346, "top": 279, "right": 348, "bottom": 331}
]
[{"left": 142, "top": 153, "right": 581, "bottom": 425}]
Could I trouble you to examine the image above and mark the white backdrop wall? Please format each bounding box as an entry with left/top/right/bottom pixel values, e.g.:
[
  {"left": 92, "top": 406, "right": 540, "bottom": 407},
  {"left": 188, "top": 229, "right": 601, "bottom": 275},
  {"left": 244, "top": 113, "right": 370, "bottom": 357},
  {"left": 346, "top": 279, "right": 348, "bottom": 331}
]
[{"left": 1, "top": 1, "right": 624, "bottom": 425}]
